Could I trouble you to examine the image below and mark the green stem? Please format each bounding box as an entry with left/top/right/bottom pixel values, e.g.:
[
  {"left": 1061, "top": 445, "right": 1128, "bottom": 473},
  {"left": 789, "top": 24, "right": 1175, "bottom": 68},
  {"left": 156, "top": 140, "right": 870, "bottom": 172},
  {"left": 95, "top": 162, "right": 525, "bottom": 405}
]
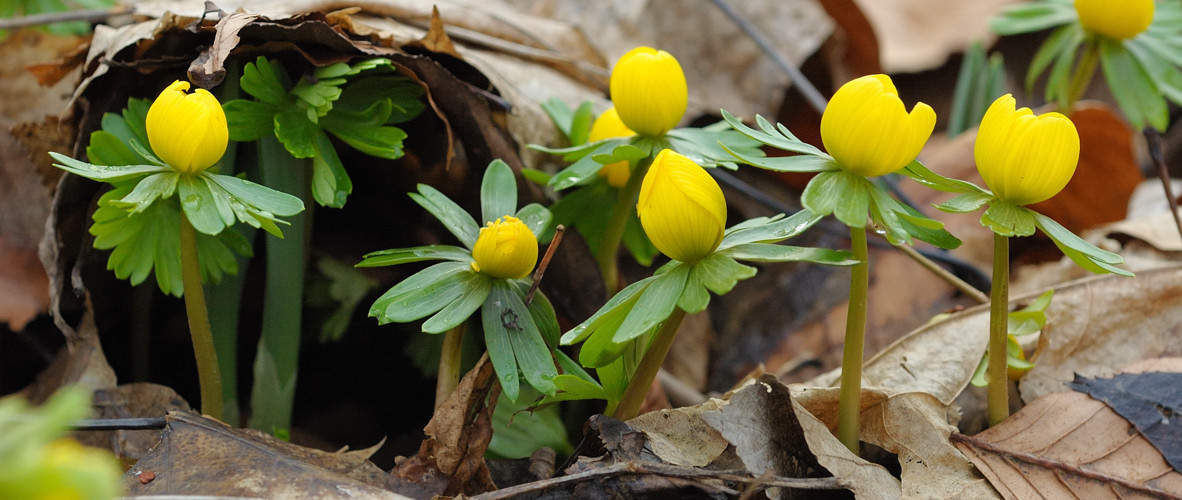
[
  {"left": 596, "top": 158, "right": 652, "bottom": 296},
  {"left": 180, "top": 211, "right": 224, "bottom": 421},
  {"left": 435, "top": 325, "right": 465, "bottom": 409},
  {"left": 988, "top": 233, "right": 1011, "bottom": 426},
  {"left": 612, "top": 307, "right": 687, "bottom": 421},
  {"left": 837, "top": 225, "right": 869, "bottom": 454},
  {"left": 1060, "top": 39, "right": 1100, "bottom": 115},
  {"left": 248, "top": 135, "right": 310, "bottom": 435}
]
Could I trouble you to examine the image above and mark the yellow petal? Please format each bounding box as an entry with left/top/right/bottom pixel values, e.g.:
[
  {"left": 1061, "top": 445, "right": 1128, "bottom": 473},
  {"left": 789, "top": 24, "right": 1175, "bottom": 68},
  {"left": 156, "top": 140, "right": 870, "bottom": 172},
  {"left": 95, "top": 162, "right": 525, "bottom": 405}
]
[
  {"left": 471, "top": 216, "right": 539, "bottom": 279},
  {"left": 1075, "top": 0, "right": 1154, "bottom": 40},
  {"left": 610, "top": 47, "right": 687, "bottom": 137},
  {"left": 146, "top": 80, "right": 229, "bottom": 174},
  {"left": 975, "top": 94, "right": 1079, "bottom": 206},
  {"left": 820, "top": 74, "right": 935, "bottom": 177},
  {"left": 637, "top": 149, "right": 726, "bottom": 263}
]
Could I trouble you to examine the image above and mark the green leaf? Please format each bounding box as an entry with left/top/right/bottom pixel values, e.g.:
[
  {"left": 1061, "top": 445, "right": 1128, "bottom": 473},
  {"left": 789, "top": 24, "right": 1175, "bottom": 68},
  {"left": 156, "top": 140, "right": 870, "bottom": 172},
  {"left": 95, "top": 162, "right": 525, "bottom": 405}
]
[
  {"left": 1032, "top": 211, "right": 1133, "bottom": 276},
  {"left": 481, "top": 159, "right": 518, "bottom": 223},
  {"left": 543, "top": 373, "right": 608, "bottom": 405},
  {"left": 1125, "top": 38, "right": 1182, "bottom": 108},
  {"left": 522, "top": 286, "right": 561, "bottom": 348},
  {"left": 488, "top": 387, "right": 573, "bottom": 459},
  {"left": 109, "top": 172, "right": 178, "bottom": 213},
  {"left": 900, "top": 160, "right": 985, "bottom": 194},
  {"left": 877, "top": 190, "right": 962, "bottom": 250},
  {"left": 800, "top": 170, "right": 844, "bottom": 219},
  {"left": 677, "top": 269, "right": 711, "bottom": 314},
  {"left": 86, "top": 131, "right": 142, "bottom": 166},
  {"left": 561, "top": 275, "right": 655, "bottom": 345},
  {"left": 611, "top": 264, "right": 690, "bottom": 344},
  {"left": 521, "top": 168, "right": 551, "bottom": 185},
  {"left": 720, "top": 110, "right": 827, "bottom": 157},
  {"left": 178, "top": 175, "right": 229, "bottom": 235},
  {"left": 223, "top": 99, "right": 280, "bottom": 142},
  {"left": 548, "top": 138, "right": 633, "bottom": 190},
  {"left": 336, "top": 76, "right": 424, "bottom": 124},
  {"left": 421, "top": 272, "right": 491, "bottom": 333},
  {"left": 591, "top": 144, "right": 647, "bottom": 165},
  {"left": 691, "top": 252, "right": 757, "bottom": 297},
  {"left": 936, "top": 192, "right": 994, "bottom": 213},
  {"left": 274, "top": 109, "right": 320, "bottom": 158},
  {"left": 310, "top": 130, "right": 352, "bottom": 208},
  {"left": 356, "top": 245, "right": 474, "bottom": 267},
  {"left": 321, "top": 100, "right": 409, "bottom": 159},
  {"left": 409, "top": 185, "right": 480, "bottom": 249},
  {"left": 722, "top": 243, "right": 858, "bottom": 266},
  {"left": 515, "top": 203, "right": 552, "bottom": 240},
  {"left": 1025, "top": 24, "right": 1081, "bottom": 98},
  {"left": 483, "top": 290, "right": 520, "bottom": 402},
  {"left": 665, "top": 126, "right": 763, "bottom": 168},
  {"left": 241, "top": 56, "right": 292, "bottom": 106},
  {"left": 1100, "top": 38, "right": 1168, "bottom": 131},
  {"left": 309, "top": 254, "right": 379, "bottom": 343},
  {"left": 370, "top": 262, "right": 474, "bottom": 323},
  {"left": 496, "top": 282, "right": 558, "bottom": 396},
  {"left": 989, "top": 0, "right": 1076, "bottom": 36},
  {"left": 981, "top": 201, "right": 1036, "bottom": 237},
  {"left": 727, "top": 150, "right": 837, "bottom": 173},
  {"left": 622, "top": 213, "right": 660, "bottom": 266},
  {"left": 49, "top": 152, "right": 169, "bottom": 183},
  {"left": 570, "top": 101, "right": 594, "bottom": 146},
  {"left": 834, "top": 173, "right": 871, "bottom": 228},
  {"left": 718, "top": 210, "right": 822, "bottom": 250},
  {"left": 540, "top": 98, "right": 575, "bottom": 141},
  {"left": 204, "top": 173, "right": 305, "bottom": 216}
]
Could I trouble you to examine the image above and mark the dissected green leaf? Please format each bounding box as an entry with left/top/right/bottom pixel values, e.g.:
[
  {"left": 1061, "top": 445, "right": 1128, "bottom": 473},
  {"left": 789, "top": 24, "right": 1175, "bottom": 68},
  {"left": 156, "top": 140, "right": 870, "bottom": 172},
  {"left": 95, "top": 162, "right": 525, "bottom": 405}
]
[
  {"left": 548, "top": 139, "right": 631, "bottom": 190},
  {"left": 717, "top": 210, "right": 822, "bottom": 250},
  {"left": 611, "top": 264, "right": 690, "bottom": 344},
  {"left": 990, "top": 0, "right": 1076, "bottom": 36},
  {"left": 1100, "top": 37, "right": 1168, "bottom": 131},
  {"left": 49, "top": 153, "right": 168, "bottom": 183},
  {"left": 489, "top": 387, "right": 573, "bottom": 459},
  {"left": 240, "top": 56, "right": 291, "bottom": 106},
  {"left": 356, "top": 245, "right": 473, "bottom": 267},
  {"left": 936, "top": 192, "right": 994, "bottom": 213},
  {"left": 310, "top": 130, "right": 351, "bottom": 208},
  {"left": 224, "top": 99, "right": 280, "bottom": 142},
  {"left": 981, "top": 200, "right": 1036, "bottom": 237},
  {"left": 722, "top": 243, "right": 858, "bottom": 266},
  {"left": 421, "top": 272, "right": 492, "bottom": 334},
  {"left": 369, "top": 261, "right": 470, "bottom": 323},
  {"left": 1032, "top": 211, "right": 1133, "bottom": 276},
  {"left": 109, "top": 172, "right": 178, "bottom": 213},
  {"left": 721, "top": 110, "right": 827, "bottom": 157},
  {"left": 561, "top": 275, "right": 654, "bottom": 345}
]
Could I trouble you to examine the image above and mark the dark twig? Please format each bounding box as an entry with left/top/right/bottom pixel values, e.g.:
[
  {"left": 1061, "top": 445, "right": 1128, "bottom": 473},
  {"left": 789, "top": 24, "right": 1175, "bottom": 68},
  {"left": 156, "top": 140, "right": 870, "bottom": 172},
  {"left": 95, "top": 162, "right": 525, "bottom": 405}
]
[
  {"left": 526, "top": 225, "right": 564, "bottom": 304},
  {"left": 70, "top": 417, "right": 168, "bottom": 431},
  {"left": 468, "top": 461, "right": 846, "bottom": 499},
  {"left": 1143, "top": 128, "right": 1182, "bottom": 243},
  {"left": 951, "top": 432, "right": 1182, "bottom": 500},
  {"left": 0, "top": 6, "right": 131, "bottom": 30}
]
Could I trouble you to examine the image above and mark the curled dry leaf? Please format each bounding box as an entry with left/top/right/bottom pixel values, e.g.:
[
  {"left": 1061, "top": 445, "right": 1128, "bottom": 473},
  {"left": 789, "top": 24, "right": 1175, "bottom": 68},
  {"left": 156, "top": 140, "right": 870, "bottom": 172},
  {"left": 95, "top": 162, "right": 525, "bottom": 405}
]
[
  {"left": 953, "top": 391, "right": 1182, "bottom": 499},
  {"left": 1071, "top": 358, "right": 1182, "bottom": 471},
  {"left": 627, "top": 401, "right": 730, "bottom": 468}
]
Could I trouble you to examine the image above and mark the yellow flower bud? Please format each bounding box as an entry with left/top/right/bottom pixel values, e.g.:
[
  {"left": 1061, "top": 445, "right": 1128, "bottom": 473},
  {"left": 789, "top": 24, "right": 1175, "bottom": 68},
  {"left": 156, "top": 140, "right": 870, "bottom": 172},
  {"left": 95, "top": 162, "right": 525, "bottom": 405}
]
[
  {"left": 820, "top": 74, "right": 936, "bottom": 177},
  {"left": 589, "top": 107, "right": 636, "bottom": 188},
  {"left": 975, "top": 94, "right": 1080, "bottom": 206},
  {"left": 146, "top": 80, "right": 229, "bottom": 174},
  {"left": 1075, "top": 0, "right": 1154, "bottom": 40},
  {"left": 637, "top": 149, "right": 726, "bottom": 263},
  {"left": 471, "top": 216, "right": 538, "bottom": 279},
  {"left": 609, "top": 47, "right": 687, "bottom": 137}
]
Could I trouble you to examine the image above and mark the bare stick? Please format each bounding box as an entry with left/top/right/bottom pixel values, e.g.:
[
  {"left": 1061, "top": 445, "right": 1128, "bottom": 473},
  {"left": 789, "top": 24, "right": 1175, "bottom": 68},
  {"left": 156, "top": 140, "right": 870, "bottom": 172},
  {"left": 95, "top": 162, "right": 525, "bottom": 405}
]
[
  {"left": 526, "top": 224, "right": 564, "bottom": 304},
  {"left": 0, "top": 6, "right": 131, "bottom": 30},
  {"left": 1144, "top": 129, "right": 1182, "bottom": 243}
]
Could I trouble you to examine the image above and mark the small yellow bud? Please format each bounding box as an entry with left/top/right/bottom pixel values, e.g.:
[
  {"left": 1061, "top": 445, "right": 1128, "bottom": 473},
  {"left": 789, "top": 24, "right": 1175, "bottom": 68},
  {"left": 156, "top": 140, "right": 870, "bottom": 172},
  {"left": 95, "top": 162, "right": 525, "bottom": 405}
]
[
  {"left": 975, "top": 94, "right": 1079, "bottom": 206},
  {"left": 637, "top": 149, "right": 726, "bottom": 263},
  {"left": 589, "top": 107, "right": 636, "bottom": 188},
  {"left": 471, "top": 216, "right": 538, "bottom": 279},
  {"left": 146, "top": 80, "right": 229, "bottom": 174},
  {"left": 609, "top": 47, "right": 687, "bottom": 137},
  {"left": 1075, "top": 0, "right": 1154, "bottom": 40},
  {"left": 820, "top": 74, "right": 936, "bottom": 177}
]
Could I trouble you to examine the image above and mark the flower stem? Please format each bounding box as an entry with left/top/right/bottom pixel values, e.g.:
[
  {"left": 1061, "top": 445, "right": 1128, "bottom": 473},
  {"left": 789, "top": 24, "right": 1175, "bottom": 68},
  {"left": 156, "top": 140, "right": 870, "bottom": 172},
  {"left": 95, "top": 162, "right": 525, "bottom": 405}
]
[
  {"left": 988, "top": 233, "right": 1011, "bottom": 426},
  {"left": 180, "top": 211, "right": 224, "bottom": 421},
  {"left": 612, "top": 307, "right": 687, "bottom": 421},
  {"left": 435, "top": 325, "right": 465, "bottom": 409},
  {"left": 1060, "top": 39, "right": 1100, "bottom": 114},
  {"left": 837, "top": 225, "right": 869, "bottom": 454},
  {"left": 596, "top": 158, "right": 652, "bottom": 296}
]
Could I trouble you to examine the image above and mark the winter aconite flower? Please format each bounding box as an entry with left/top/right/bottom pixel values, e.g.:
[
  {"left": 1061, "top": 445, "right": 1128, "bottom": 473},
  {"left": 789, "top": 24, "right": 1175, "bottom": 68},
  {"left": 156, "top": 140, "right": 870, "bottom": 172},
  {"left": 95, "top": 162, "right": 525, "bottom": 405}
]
[
  {"left": 146, "top": 80, "right": 229, "bottom": 174},
  {"left": 589, "top": 107, "right": 636, "bottom": 188},
  {"left": 610, "top": 47, "right": 687, "bottom": 137},
  {"left": 1075, "top": 0, "right": 1154, "bottom": 40},
  {"left": 975, "top": 94, "right": 1080, "bottom": 206},
  {"left": 820, "top": 74, "right": 936, "bottom": 178},
  {"left": 471, "top": 216, "right": 539, "bottom": 279},
  {"left": 637, "top": 149, "right": 726, "bottom": 263}
]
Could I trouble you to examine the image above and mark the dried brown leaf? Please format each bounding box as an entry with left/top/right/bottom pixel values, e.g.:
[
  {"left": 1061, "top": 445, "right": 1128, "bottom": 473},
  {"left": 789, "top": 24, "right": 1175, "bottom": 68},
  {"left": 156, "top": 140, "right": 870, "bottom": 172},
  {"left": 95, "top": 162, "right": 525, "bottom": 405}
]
[
  {"left": 953, "top": 391, "right": 1182, "bottom": 499},
  {"left": 1105, "top": 208, "right": 1182, "bottom": 253},
  {"left": 125, "top": 411, "right": 403, "bottom": 499},
  {"left": 853, "top": 0, "right": 1021, "bottom": 72},
  {"left": 628, "top": 401, "right": 729, "bottom": 468},
  {"left": 187, "top": 12, "right": 260, "bottom": 88},
  {"left": 406, "top": 6, "right": 460, "bottom": 58}
]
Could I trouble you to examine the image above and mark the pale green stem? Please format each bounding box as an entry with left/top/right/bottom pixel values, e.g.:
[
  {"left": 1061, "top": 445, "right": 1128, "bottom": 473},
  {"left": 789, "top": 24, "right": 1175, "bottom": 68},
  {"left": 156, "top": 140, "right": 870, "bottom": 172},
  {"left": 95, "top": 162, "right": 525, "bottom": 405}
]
[
  {"left": 435, "top": 325, "right": 465, "bottom": 409},
  {"left": 837, "top": 225, "right": 869, "bottom": 454},
  {"left": 180, "top": 211, "right": 224, "bottom": 421},
  {"left": 1060, "top": 39, "right": 1100, "bottom": 114},
  {"left": 612, "top": 307, "right": 688, "bottom": 421},
  {"left": 988, "top": 233, "right": 1011, "bottom": 426},
  {"left": 596, "top": 158, "right": 652, "bottom": 296}
]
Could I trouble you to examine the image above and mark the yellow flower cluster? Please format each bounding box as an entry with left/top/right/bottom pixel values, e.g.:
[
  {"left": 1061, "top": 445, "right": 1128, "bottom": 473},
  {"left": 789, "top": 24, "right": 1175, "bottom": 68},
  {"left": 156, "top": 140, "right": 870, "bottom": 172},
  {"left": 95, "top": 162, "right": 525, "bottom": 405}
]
[
  {"left": 610, "top": 47, "right": 687, "bottom": 137},
  {"left": 820, "top": 74, "right": 936, "bottom": 178},
  {"left": 1075, "top": 0, "right": 1154, "bottom": 40},
  {"left": 975, "top": 94, "right": 1080, "bottom": 206},
  {"left": 636, "top": 149, "right": 726, "bottom": 263},
  {"left": 471, "top": 216, "right": 539, "bottom": 279},
  {"left": 146, "top": 80, "right": 229, "bottom": 174}
]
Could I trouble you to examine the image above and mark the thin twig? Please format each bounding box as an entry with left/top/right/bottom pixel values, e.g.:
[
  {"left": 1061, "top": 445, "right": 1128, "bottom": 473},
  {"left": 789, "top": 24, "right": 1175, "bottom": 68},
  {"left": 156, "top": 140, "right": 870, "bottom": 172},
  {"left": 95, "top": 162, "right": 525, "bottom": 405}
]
[
  {"left": 1143, "top": 128, "right": 1182, "bottom": 243},
  {"left": 526, "top": 225, "right": 564, "bottom": 304},
  {"left": 70, "top": 417, "right": 168, "bottom": 431},
  {"left": 468, "top": 461, "right": 846, "bottom": 499},
  {"left": 951, "top": 432, "right": 1182, "bottom": 500},
  {"left": 896, "top": 244, "right": 989, "bottom": 304},
  {"left": 0, "top": 6, "right": 131, "bottom": 30}
]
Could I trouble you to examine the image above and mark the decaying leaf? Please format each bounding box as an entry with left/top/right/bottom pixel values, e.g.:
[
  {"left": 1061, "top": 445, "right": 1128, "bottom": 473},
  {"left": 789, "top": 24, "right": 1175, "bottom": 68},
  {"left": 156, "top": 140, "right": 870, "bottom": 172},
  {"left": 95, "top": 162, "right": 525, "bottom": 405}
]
[
  {"left": 628, "top": 401, "right": 730, "bottom": 468},
  {"left": 1071, "top": 359, "right": 1182, "bottom": 471},
  {"left": 75, "top": 383, "right": 191, "bottom": 464},
  {"left": 953, "top": 391, "right": 1182, "bottom": 499},
  {"left": 124, "top": 411, "right": 400, "bottom": 498},
  {"left": 187, "top": 12, "right": 261, "bottom": 88},
  {"left": 1105, "top": 208, "right": 1182, "bottom": 253},
  {"left": 852, "top": 0, "right": 1021, "bottom": 72},
  {"left": 701, "top": 375, "right": 900, "bottom": 499}
]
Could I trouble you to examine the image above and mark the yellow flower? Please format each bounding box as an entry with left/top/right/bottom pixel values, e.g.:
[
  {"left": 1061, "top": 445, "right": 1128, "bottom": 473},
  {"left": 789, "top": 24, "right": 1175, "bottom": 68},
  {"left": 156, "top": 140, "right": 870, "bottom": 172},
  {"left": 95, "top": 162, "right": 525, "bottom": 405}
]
[
  {"left": 975, "top": 94, "right": 1080, "bottom": 206},
  {"left": 637, "top": 149, "right": 726, "bottom": 263},
  {"left": 471, "top": 216, "right": 538, "bottom": 279},
  {"left": 609, "top": 47, "right": 687, "bottom": 137},
  {"left": 145, "top": 80, "right": 229, "bottom": 174},
  {"left": 820, "top": 74, "right": 936, "bottom": 177},
  {"left": 1075, "top": 0, "right": 1154, "bottom": 40},
  {"left": 589, "top": 107, "right": 636, "bottom": 188}
]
